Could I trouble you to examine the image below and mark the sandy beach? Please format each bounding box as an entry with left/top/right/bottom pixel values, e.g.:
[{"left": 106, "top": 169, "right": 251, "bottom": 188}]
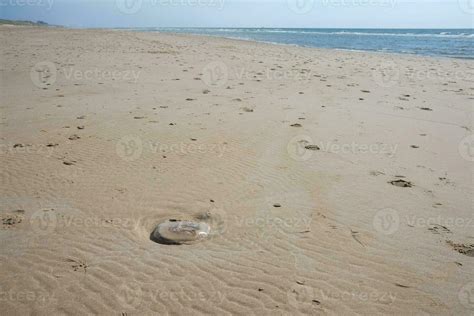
[{"left": 0, "top": 26, "right": 473, "bottom": 315}]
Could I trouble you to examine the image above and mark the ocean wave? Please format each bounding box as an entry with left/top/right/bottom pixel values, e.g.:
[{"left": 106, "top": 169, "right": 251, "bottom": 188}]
[
  {"left": 162, "top": 28, "right": 474, "bottom": 39},
  {"left": 135, "top": 28, "right": 474, "bottom": 59},
  {"left": 247, "top": 30, "right": 473, "bottom": 38}
]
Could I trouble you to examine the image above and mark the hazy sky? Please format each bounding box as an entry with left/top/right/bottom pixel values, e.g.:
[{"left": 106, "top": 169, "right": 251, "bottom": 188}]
[{"left": 0, "top": 0, "right": 473, "bottom": 28}]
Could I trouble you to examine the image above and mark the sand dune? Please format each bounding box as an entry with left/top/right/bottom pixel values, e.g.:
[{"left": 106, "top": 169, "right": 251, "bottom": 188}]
[{"left": 0, "top": 26, "right": 473, "bottom": 315}]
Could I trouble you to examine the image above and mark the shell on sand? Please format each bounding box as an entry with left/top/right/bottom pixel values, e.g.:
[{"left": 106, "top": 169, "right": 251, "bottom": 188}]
[{"left": 151, "top": 220, "right": 210, "bottom": 244}]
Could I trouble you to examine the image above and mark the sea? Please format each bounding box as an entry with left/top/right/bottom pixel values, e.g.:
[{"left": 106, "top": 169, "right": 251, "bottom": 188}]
[{"left": 131, "top": 28, "right": 474, "bottom": 59}]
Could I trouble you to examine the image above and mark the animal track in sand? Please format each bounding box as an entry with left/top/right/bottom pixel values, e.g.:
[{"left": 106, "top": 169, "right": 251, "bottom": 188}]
[
  {"left": 428, "top": 224, "right": 451, "bottom": 235},
  {"left": 66, "top": 258, "right": 88, "bottom": 272},
  {"left": 63, "top": 160, "right": 76, "bottom": 166},
  {"left": 446, "top": 241, "right": 474, "bottom": 257},
  {"left": 1, "top": 211, "right": 24, "bottom": 228},
  {"left": 304, "top": 145, "right": 320, "bottom": 151},
  {"left": 389, "top": 179, "right": 413, "bottom": 188}
]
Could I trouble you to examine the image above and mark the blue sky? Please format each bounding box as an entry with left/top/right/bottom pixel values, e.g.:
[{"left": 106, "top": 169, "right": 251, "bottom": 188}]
[{"left": 0, "top": 0, "right": 472, "bottom": 28}]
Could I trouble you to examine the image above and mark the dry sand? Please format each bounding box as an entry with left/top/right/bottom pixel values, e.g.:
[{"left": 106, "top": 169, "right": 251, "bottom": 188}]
[{"left": 0, "top": 26, "right": 473, "bottom": 315}]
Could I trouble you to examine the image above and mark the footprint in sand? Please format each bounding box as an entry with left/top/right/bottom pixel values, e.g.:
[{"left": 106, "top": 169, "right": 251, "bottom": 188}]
[
  {"left": 446, "top": 241, "right": 474, "bottom": 257},
  {"left": 304, "top": 145, "right": 320, "bottom": 151},
  {"left": 389, "top": 179, "right": 413, "bottom": 188},
  {"left": 63, "top": 159, "right": 76, "bottom": 165},
  {"left": 2, "top": 211, "right": 24, "bottom": 228},
  {"left": 428, "top": 224, "right": 451, "bottom": 235},
  {"left": 66, "top": 258, "right": 88, "bottom": 272}
]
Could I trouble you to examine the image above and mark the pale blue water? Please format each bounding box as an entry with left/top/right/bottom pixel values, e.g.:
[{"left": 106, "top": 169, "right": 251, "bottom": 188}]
[{"left": 131, "top": 28, "right": 474, "bottom": 59}]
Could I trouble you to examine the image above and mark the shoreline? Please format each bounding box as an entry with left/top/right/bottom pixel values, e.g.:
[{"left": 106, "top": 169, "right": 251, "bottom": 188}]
[
  {"left": 97, "top": 27, "right": 474, "bottom": 61},
  {"left": 5, "top": 23, "right": 472, "bottom": 60},
  {"left": 143, "top": 29, "right": 474, "bottom": 61}
]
